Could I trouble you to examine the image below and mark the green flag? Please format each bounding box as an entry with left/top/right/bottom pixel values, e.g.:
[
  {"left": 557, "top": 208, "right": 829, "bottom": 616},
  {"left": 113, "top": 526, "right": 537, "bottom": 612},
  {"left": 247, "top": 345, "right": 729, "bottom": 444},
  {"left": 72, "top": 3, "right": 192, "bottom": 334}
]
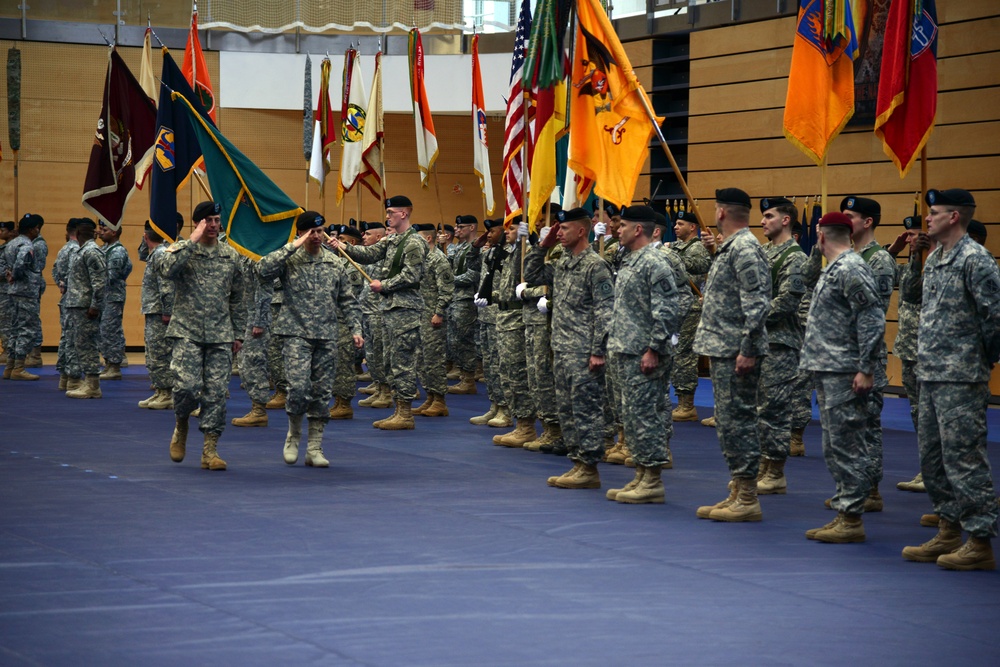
[{"left": 171, "top": 92, "right": 303, "bottom": 259}]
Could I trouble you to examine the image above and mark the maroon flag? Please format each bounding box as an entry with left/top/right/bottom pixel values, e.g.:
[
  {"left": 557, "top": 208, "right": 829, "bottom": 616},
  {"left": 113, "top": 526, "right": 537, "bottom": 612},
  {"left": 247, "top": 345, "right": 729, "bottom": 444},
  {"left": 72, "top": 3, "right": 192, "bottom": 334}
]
[{"left": 82, "top": 49, "right": 157, "bottom": 230}]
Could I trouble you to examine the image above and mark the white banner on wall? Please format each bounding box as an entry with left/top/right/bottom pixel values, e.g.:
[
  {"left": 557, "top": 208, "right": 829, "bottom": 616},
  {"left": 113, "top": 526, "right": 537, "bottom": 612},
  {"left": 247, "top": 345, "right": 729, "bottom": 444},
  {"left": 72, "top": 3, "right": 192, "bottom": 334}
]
[{"left": 220, "top": 51, "right": 514, "bottom": 114}]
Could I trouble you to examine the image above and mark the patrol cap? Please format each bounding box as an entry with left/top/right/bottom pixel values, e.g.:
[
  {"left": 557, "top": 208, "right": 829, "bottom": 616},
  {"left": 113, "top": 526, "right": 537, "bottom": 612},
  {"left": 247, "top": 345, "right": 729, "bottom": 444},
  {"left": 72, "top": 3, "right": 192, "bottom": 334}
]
[
  {"left": 295, "top": 210, "right": 325, "bottom": 231},
  {"left": 19, "top": 213, "right": 43, "bottom": 230},
  {"left": 840, "top": 196, "right": 881, "bottom": 222},
  {"left": 76, "top": 218, "right": 98, "bottom": 232},
  {"left": 455, "top": 214, "right": 478, "bottom": 227},
  {"left": 483, "top": 218, "right": 504, "bottom": 230},
  {"left": 926, "top": 188, "right": 976, "bottom": 208},
  {"left": 715, "top": 188, "right": 752, "bottom": 210},
  {"left": 968, "top": 219, "right": 988, "bottom": 240},
  {"left": 413, "top": 223, "right": 436, "bottom": 232},
  {"left": 361, "top": 221, "right": 385, "bottom": 231},
  {"left": 339, "top": 225, "right": 363, "bottom": 241},
  {"left": 621, "top": 205, "right": 657, "bottom": 223},
  {"left": 441, "top": 224, "right": 455, "bottom": 234},
  {"left": 385, "top": 195, "right": 413, "bottom": 209},
  {"left": 760, "top": 197, "right": 794, "bottom": 213},
  {"left": 818, "top": 211, "right": 853, "bottom": 230},
  {"left": 556, "top": 207, "right": 591, "bottom": 224},
  {"left": 192, "top": 201, "right": 221, "bottom": 221}
]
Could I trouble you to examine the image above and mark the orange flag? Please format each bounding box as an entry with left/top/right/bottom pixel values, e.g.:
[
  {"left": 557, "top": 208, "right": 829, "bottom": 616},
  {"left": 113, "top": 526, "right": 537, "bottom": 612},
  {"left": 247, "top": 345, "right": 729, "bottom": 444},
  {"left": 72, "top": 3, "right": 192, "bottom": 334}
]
[{"left": 182, "top": 4, "right": 217, "bottom": 123}]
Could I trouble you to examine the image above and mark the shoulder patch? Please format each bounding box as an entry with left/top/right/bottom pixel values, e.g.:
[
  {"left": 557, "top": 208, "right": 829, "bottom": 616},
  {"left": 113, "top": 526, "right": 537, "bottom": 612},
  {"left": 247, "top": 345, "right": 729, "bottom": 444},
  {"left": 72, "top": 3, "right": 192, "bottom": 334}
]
[
  {"left": 738, "top": 266, "right": 761, "bottom": 291},
  {"left": 596, "top": 278, "right": 614, "bottom": 299}
]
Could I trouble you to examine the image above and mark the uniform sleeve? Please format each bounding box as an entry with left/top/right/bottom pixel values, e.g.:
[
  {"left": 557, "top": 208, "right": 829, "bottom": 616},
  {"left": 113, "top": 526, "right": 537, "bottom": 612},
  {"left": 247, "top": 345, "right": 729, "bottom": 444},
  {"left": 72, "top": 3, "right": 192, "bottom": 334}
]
[
  {"left": 108, "top": 247, "right": 130, "bottom": 284},
  {"left": 160, "top": 240, "right": 195, "bottom": 280},
  {"left": 845, "top": 271, "right": 885, "bottom": 375},
  {"left": 229, "top": 260, "right": 247, "bottom": 339},
  {"left": 684, "top": 241, "right": 713, "bottom": 277},
  {"left": 524, "top": 245, "right": 554, "bottom": 287},
  {"left": 380, "top": 235, "right": 426, "bottom": 294},
  {"left": 736, "top": 248, "right": 772, "bottom": 357},
  {"left": 801, "top": 245, "right": 823, "bottom": 289},
  {"left": 453, "top": 246, "right": 482, "bottom": 288},
  {"left": 649, "top": 258, "right": 681, "bottom": 355},
  {"left": 12, "top": 244, "right": 34, "bottom": 280},
  {"left": 341, "top": 238, "right": 388, "bottom": 265},
  {"left": 898, "top": 256, "right": 923, "bottom": 305},
  {"left": 769, "top": 250, "right": 807, "bottom": 320},
  {"left": 251, "top": 267, "right": 274, "bottom": 329},
  {"left": 434, "top": 256, "right": 455, "bottom": 316},
  {"left": 967, "top": 253, "right": 1000, "bottom": 364},
  {"left": 88, "top": 250, "right": 108, "bottom": 311},
  {"left": 256, "top": 243, "right": 296, "bottom": 282},
  {"left": 590, "top": 261, "right": 615, "bottom": 357},
  {"left": 336, "top": 267, "right": 363, "bottom": 338}
]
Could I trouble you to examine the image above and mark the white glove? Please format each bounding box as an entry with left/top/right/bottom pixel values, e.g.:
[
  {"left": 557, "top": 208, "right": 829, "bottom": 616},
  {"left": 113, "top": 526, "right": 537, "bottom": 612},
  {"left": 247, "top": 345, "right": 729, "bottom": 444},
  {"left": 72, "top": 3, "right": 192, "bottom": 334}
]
[
  {"left": 594, "top": 222, "right": 607, "bottom": 236},
  {"left": 515, "top": 282, "right": 528, "bottom": 299},
  {"left": 474, "top": 293, "right": 488, "bottom": 308},
  {"left": 671, "top": 333, "right": 680, "bottom": 347},
  {"left": 537, "top": 295, "right": 549, "bottom": 314},
  {"left": 539, "top": 226, "right": 550, "bottom": 244},
  {"left": 517, "top": 221, "right": 529, "bottom": 239}
]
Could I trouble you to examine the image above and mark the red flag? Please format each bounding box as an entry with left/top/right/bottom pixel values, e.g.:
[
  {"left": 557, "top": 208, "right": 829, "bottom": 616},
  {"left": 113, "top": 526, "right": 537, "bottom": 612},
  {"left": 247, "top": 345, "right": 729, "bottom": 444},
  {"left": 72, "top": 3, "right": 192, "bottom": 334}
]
[
  {"left": 501, "top": 0, "right": 532, "bottom": 223},
  {"left": 874, "top": 0, "right": 938, "bottom": 177},
  {"left": 182, "top": 6, "right": 216, "bottom": 123},
  {"left": 82, "top": 49, "right": 157, "bottom": 230}
]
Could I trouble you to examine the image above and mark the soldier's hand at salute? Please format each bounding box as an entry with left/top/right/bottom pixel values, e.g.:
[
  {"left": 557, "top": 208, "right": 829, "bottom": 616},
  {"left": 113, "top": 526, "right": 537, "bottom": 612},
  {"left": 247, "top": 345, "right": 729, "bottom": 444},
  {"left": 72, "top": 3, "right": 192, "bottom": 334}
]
[
  {"left": 910, "top": 231, "right": 931, "bottom": 253},
  {"left": 472, "top": 231, "right": 489, "bottom": 249},
  {"left": 540, "top": 223, "right": 561, "bottom": 249},
  {"left": 353, "top": 334, "right": 364, "bottom": 349},
  {"left": 189, "top": 219, "right": 207, "bottom": 244},
  {"left": 887, "top": 230, "right": 911, "bottom": 256},
  {"left": 293, "top": 229, "right": 315, "bottom": 248},
  {"left": 853, "top": 371, "right": 873, "bottom": 394},
  {"left": 589, "top": 354, "right": 605, "bottom": 372}
]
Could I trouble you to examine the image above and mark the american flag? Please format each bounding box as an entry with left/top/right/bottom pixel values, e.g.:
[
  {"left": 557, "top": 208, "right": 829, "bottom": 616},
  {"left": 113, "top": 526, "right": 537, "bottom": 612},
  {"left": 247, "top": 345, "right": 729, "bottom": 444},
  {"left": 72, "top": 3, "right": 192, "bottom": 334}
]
[{"left": 501, "top": 0, "right": 532, "bottom": 223}]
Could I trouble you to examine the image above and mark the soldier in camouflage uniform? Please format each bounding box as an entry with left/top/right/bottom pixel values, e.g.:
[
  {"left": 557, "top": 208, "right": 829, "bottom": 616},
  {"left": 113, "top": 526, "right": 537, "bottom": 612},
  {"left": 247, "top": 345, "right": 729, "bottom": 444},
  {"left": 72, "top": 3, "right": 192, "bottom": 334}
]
[
  {"left": 263, "top": 280, "right": 289, "bottom": 408},
  {"left": 334, "top": 196, "right": 427, "bottom": 430},
  {"left": 591, "top": 202, "right": 621, "bottom": 263},
  {"left": 471, "top": 220, "right": 508, "bottom": 426},
  {"left": 755, "top": 197, "right": 807, "bottom": 495},
  {"left": 526, "top": 207, "right": 614, "bottom": 489},
  {"left": 356, "top": 222, "right": 392, "bottom": 408},
  {"left": 97, "top": 221, "right": 133, "bottom": 380},
  {"left": 230, "top": 255, "right": 274, "bottom": 426},
  {"left": 413, "top": 223, "right": 454, "bottom": 417},
  {"left": 670, "top": 210, "right": 712, "bottom": 421},
  {"left": 52, "top": 219, "right": 82, "bottom": 389},
  {"left": 1, "top": 214, "right": 43, "bottom": 380},
  {"left": 0, "top": 221, "right": 15, "bottom": 364},
  {"left": 693, "top": 189, "right": 771, "bottom": 522},
  {"left": 903, "top": 189, "right": 1000, "bottom": 570},
  {"left": 447, "top": 215, "right": 481, "bottom": 394},
  {"left": 800, "top": 212, "right": 884, "bottom": 543},
  {"left": 160, "top": 202, "right": 246, "bottom": 471},
  {"left": 258, "top": 212, "right": 362, "bottom": 467},
  {"left": 329, "top": 224, "right": 365, "bottom": 419},
  {"left": 492, "top": 219, "right": 538, "bottom": 447},
  {"left": 63, "top": 219, "right": 107, "bottom": 397},
  {"left": 25, "top": 220, "right": 47, "bottom": 367},
  {"left": 606, "top": 206, "right": 682, "bottom": 504},
  {"left": 138, "top": 222, "right": 175, "bottom": 410},
  {"left": 788, "top": 216, "right": 814, "bottom": 455}
]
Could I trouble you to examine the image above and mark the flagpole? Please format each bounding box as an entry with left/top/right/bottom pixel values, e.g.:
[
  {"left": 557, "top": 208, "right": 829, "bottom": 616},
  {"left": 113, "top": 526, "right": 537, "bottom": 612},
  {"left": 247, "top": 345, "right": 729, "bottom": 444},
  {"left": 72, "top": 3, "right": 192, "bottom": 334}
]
[
  {"left": 598, "top": 196, "right": 605, "bottom": 256},
  {"left": 193, "top": 169, "right": 212, "bottom": 199},
  {"left": 431, "top": 164, "right": 445, "bottom": 226},
  {"left": 323, "top": 232, "right": 373, "bottom": 281},
  {"left": 820, "top": 155, "right": 828, "bottom": 215}
]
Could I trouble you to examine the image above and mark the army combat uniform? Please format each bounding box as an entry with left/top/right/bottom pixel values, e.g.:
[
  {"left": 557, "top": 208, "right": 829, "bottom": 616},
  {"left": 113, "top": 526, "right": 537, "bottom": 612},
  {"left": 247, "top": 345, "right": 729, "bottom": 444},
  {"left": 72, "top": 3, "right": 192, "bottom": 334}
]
[
  {"left": 52, "top": 238, "right": 81, "bottom": 381},
  {"left": 99, "top": 238, "right": 132, "bottom": 370},
  {"left": 669, "top": 235, "right": 712, "bottom": 413},
  {"left": 417, "top": 243, "right": 455, "bottom": 403},
  {"left": 139, "top": 242, "right": 175, "bottom": 404},
  {"left": 63, "top": 238, "right": 107, "bottom": 390}
]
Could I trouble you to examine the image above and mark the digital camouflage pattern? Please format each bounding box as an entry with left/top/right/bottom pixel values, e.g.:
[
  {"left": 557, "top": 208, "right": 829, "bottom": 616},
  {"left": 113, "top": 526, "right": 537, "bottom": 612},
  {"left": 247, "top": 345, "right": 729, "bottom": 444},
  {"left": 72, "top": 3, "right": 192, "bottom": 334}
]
[
  {"left": 52, "top": 239, "right": 81, "bottom": 375},
  {"left": 418, "top": 245, "right": 454, "bottom": 396},
  {"left": 496, "top": 242, "right": 534, "bottom": 419},
  {"left": 237, "top": 259, "right": 274, "bottom": 404},
  {"left": 450, "top": 240, "right": 481, "bottom": 373}
]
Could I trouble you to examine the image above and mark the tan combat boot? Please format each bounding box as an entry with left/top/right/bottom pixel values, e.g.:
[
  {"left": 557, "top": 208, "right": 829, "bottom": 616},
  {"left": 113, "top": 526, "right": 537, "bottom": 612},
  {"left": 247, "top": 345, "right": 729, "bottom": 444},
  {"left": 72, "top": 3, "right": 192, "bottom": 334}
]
[
  {"left": 672, "top": 393, "right": 699, "bottom": 422},
  {"left": 169, "top": 418, "right": 189, "bottom": 462},
  {"left": 328, "top": 396, "right": 354, "bottom": 420},
  {"left": 606, "top": 434, "right": 630, "bottom": 465},
  {"left": 421, "top": 393, "right": 449, "bottom": 417},
  {"left": 606, "top": 467, "right": 645, "bottom": 501},
  {"left": 305, "top": 418, "right": 329, "bottom": 467},
  {"left": 376, "top": 400, "right": 415, "bottom": 430},
  {"left": 359, "top": 381, "right": 378, "bottom": 395},
  {"left": 864, "top": 487, "right": 884, "bottom": 512},
  {"left": 369, "top": 384, "right": 394, "bottom": 409},
  {"left": 446, "top": 362, "right": 460, "bottom": 380},
  {"left": 495, "top": 418, "right": 537, "bottom": 447},
  {"left": 3, "top": 358, "right": 14, "bottom": 379},
  {"left": 487, "top": 405, "right": 512, "bottom": 428},
  {"left": 24, "top": 347, "right": 43, "bottom": 367},
  {"left": 99, "top": 363, "right": 122, "bottom": 380},
  {"left": 470, "top": 402, "right": 499, "bottom": 425},
  {"left": 138, "top": 389, "right": 159, "bottom": 408},
  {"left": 789, "top": 427, "right": 805, "bottom": 456},
  {"left": 447, "top": 370, "right": 477, "bottom": 395},
  {"left": 147, "top": 389, "right": 173, "bottom": 410},
  {"left": 524, "top": 422, "right": 559, "bottom": 451},
  {"left": 232, "top": 401, "right": 268, "bottom": 427},
  {"left": 9, "top": 360, "right": 40, "bottom": 381},
  {"left": 358, "top": 383, "right": 385, "bottom": 406},
  {"left": 806, "top": 514, "right": 842, "bottom": 540},
  {"left": 548, "top": 462, "right": 583, "bottom": 487},
  {"left": 897, "top": 472, "right": 926, "bottom": 492},
  {"left": 65, "top": 376, "right": 83, "bottom": 392},
  {"left": 284, "top": 413, "right": 303, "bottom": 464},
  {"left": 709, "top": 477, "right": 762, "bottom": 522},
  {"left": 373, "top": 401, "right": 401, "bottom": 428},
  {"left": 616, "top": 465, "right": 666, "bottom": 504},
  {"left": 58, "top": 374, "right": 69, "bottom": 391},
  {"left": 412, "top": 393, "right": 435, "bottom": 415},
  {"left": 551, "top": 462, "right": 600, "bottom": 489},
  {"left": 66, "top": 374, "right": 101, "bottom": 398},
  {"left": 902, "top": 519, "right": 962, "bottom": 562},
  {"left": 696, "top": 481, "right": 738, "bottom": 519},
  {"left": 201, "top": 433, "right": 227, "bottom": 471},
  {"left": 921, "top": 513, "right": 940, "bottom": 527},
  {"left": 757, "top": 458, "right": 787, "bottom": 495},
  {"left": 813, "top": 512, "right": 865, "bottom": 543},
  {"left": 701, "top": 415, "right": 716, "bottom": 428},
  {"left": 937, "top": 536, "right": 996, "bottom": 571},
  {"left": 265, "top": 389, "right": 287, "bottom": 410}
]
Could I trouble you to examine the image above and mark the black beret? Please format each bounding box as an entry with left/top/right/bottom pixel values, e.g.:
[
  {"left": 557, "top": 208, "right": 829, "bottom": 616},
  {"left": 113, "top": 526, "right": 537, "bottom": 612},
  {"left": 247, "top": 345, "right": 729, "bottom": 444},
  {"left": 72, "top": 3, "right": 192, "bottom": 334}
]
[
  {"left": 968, "top": 219, "right": 988, "bottom": 240},
  {"left": 819, "top": 212, "right": 853, "bottom": 230},
  {"left": 385, "top": 195, "right": 413, "bottom": 209},
  {"left": 603, "top": 202, "right": 621, "bottom": 217},
  {"left": 621, "top": 205, "right": 657, "bottom": 223},
  {"left": 840, "top": 196, "right": 881, "bottom": 221},
  {"left": 76, "top": 218, "right": 98, "bottom": 232},
  {"left": 483, "top": 218, "right": 504, "bottom": 230},
  {"left": 508, "top": 214, "right": 523, "bottom": 226},
  {"left": 97, "top": 219, "right": 109, "bottom": 228},
  {"left": 653, "top": 212, "right": 670, "bottom": 229},
  {"left": 441, "top": 224, "right": 455, "bottom": 233},
  {"left": 143, "top": 220, "right": 155, "bottom": 233},
  {"left": 715, "top": 188, "right": 751, "bottom": 209},
  {"left": 548, "top": 202, "right": 563, "bottom": 214},
  {"left": 902, "top": 216, "right": 918, "bottom": 230},
  {"left": 296, "top": 210, "right": 325, "bottom": 231},
  {"left": 675, "top": 210, "right": 696, "bottom": 223},
  {"left": 361, "top": 221, "right": 385, "bottom": 231},
  {"left": 0, "top": 221, "right": 14, "bottom": 231},
  {"left": 66, "top": 218, "right": 81, "bottom": 231},
  {"left": 413, "top": 223, "right": 436, "bottom": 232},
  {"left": 760, "top": 197, "right": 794, "bottom": 213},
  {"left": 926, "top": 188, "right": 976, "bottom": 208},
  {"left": 339, "top": 225, "right": 362, "bottom": 241},
  {"left": 19, "top": 213, "right": 44, "bottom": 230},
  {"left": 192, "top": 201, "right": 221, "bottom": 221},
  {"left": 455, "top": 214, "right": 478, "bottom": 227},
  {"left": 556, "top": 207, "right": 591, "bottom": 224}
]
